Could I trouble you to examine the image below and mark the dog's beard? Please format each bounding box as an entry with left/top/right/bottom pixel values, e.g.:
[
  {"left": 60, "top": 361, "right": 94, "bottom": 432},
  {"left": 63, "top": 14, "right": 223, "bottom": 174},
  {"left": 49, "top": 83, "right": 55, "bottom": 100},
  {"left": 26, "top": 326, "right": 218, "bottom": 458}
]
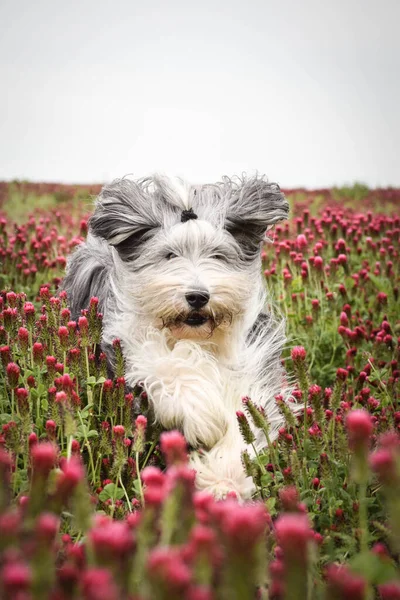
[{"left": 161, "top": 308, "right": 233, "bottom": 340}]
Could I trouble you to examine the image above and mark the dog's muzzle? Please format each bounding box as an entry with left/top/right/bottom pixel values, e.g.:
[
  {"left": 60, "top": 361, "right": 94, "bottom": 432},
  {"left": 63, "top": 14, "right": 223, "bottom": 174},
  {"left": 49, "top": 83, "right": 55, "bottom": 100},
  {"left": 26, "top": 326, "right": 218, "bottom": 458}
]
[{"left": 183, "top": 312, "right": 209, "bottom": 327}]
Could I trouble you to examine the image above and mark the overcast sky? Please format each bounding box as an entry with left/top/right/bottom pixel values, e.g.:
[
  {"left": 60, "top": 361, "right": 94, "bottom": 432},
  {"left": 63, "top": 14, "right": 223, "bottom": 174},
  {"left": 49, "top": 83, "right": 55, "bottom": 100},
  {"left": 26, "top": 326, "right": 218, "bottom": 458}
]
[{"left": 1, "top": 0, "right": 399, "bottom": 188}]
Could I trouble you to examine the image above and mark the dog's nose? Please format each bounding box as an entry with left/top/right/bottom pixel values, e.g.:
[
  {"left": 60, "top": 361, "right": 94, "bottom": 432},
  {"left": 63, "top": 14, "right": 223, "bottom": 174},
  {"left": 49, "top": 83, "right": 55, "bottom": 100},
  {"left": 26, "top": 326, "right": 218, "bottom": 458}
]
[{"left": 185, "top": 291, "right": 210, "bottom": 309}]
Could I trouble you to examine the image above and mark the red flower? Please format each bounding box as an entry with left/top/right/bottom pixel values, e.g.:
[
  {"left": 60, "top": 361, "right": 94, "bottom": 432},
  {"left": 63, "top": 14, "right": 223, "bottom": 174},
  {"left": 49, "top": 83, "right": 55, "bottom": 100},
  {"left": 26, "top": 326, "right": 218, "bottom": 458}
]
[
  {"left": 31, "top": 442, "right": 57, "bottom": 476},
  {"left": 90, "top": 520, "right": 134, "bottom": 560},
  {"left": 296, "top": 234, "right": 308, "bottom": 249},
  {"left": 336, "top": 368, "right": 348, "bottom": 381},
  {"left": 274, "top": 513, "right": 312, "bottom": 561},
  {"left": 36, "top": 512, "right": 60, "bottom": 543},
  {"left": 216, "top": 500, "right": 270, "bottom": 551},
  {"left": 160, "top": 430, "right": 188, "bottom": 466},
  {"left": 279, "top": 485, "right": 300, "bottom": 511},
  {"left": 345, "top": 409, "right": 373, "bottom": 450},
  {"left": 33, "top": 342, "right": 44, "bottom": 363},
  {"left": 112, "top": 425, "right": 125, "bottom": 439},
  {"left": 1, "top": 561, "right": 32, "bottom": 593},
  {"left": 147, "top": 547, "right": 191, "bottom": 591},
  {"left": 378, "top": 582, "right": 400, "bottom": 599},
  {"left": 6, "top": 362, "right": 20, "bottom": 388},
  {"left": 82, "top": 568, "right": 119, "bottom": 600},
  {"left": 325, "top": 564, "right": 366, "bottom": 600},
  {"left": 55, "top": 456, "right": 85, "bottom": 498},
  {"left": 135, "top": 414, "right": 147, "bottom": 430},
  {"left": 291, "top": 346, "right": 307, "bottom": 361},
  {"left": 369, "top": 449, "right": 397, "bottom": 484}
]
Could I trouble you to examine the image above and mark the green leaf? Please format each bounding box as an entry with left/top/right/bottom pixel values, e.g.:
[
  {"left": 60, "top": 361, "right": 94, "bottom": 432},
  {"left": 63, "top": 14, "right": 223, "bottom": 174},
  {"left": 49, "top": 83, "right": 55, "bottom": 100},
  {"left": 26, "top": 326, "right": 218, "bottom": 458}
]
[
  {"left": 79, "top": 403, "right": 93, "bottom": 418},
  {"left": 132, "top": 479, "right": 142, "bottom": 496},
  {"left": 37, "top": 382, "right": 47, "bottom": 398},
  {"left": 260, "top": 472, "right": 274, "bottom": 486},
  {"left": 87, "top": 430, "right": 99, "bottom": 439},
  {"left": 98, "top": 483, "right": 125, "bottom": 502},
  {"left": 29, "top": 389, "right": 38, "bottom": 401}
]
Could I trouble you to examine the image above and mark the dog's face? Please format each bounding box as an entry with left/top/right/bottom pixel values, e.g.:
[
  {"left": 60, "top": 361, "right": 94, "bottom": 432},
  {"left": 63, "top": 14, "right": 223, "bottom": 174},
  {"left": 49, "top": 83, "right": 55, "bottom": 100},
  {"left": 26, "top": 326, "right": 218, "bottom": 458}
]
[{"left": 90, "top": 176, "right": 289, "bottom": 341}]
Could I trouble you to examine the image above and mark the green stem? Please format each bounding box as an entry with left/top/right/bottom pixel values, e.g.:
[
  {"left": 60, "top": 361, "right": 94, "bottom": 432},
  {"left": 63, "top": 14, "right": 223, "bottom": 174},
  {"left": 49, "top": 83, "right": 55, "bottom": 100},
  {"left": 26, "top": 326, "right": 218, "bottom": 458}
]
[
  {"left": 67, "top": 434, "right": 73, "bottom": 460},
  {"left": 119, "top": 474, "right": 132, "bottom": 513},
  {"left": 77, "top": 410, "right": 97, "bottom": 484},
  {"left": 136, "top": 451, "right": 145, "bottom": 507},
  {"left": 84, "top": 346, "right": 93, "bottom": 406},
  {"left": 98, "top": 384, "right": 104, "bottom": 418},
  {"left": 359, "top": 480, "right": 369, "bottom": 553},
  {"left": 141, "top": 440, "right": 157, "bottom": 470},
  {"left": 263, "top": 426, "right": 278, "bottom": 472},
  {"left": 251, "top": 443, "right": 266, "bottom": 499},
  {"left": 11, "top": 388, "right": 15, "bottom": 420}
]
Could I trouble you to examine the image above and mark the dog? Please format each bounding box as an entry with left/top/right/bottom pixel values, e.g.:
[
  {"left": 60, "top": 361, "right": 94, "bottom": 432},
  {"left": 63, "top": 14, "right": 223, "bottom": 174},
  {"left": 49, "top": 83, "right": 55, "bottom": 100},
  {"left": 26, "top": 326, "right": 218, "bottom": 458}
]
[{"left": 62, "top": 174, "right": 291, "bottom": 500}]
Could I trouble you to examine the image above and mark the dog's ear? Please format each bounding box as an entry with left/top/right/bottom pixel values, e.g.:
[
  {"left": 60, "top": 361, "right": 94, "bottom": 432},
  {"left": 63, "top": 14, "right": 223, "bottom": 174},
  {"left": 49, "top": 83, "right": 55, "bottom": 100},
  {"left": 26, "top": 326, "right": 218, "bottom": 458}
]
[
  {"left": 89, "top": 179, "right": 161, "bottom": 261},
  {"left": 224, "top": 176, "right": 289, "bottom": 258}
]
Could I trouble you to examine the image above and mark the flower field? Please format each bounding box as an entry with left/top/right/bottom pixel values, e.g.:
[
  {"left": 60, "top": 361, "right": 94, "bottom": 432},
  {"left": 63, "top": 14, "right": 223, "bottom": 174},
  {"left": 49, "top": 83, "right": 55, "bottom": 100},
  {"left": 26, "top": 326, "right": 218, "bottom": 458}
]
[{"left": 0, "top": 180, "right": 399, "bottom": 599}]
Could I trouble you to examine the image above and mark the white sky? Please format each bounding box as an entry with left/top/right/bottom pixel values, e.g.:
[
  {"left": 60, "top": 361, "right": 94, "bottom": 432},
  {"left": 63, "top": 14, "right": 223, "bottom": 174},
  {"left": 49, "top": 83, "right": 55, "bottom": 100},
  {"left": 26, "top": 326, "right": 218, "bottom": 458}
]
[{"left": 1, "top": 0, "right": 399, "bottom": 188}]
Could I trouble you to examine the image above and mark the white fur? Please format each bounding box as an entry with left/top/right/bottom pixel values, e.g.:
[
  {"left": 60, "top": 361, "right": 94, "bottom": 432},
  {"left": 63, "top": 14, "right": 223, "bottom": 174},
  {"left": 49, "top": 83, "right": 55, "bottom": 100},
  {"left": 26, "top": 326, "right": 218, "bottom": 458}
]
[{"left": 64, "top": 174, "right": 292, "bottom": 500}]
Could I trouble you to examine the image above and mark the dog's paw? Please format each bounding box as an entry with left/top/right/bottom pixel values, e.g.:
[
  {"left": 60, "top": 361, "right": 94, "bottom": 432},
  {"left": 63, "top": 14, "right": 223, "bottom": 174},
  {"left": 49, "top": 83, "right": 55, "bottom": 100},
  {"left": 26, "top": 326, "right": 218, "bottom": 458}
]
[
  {"left": 204, "top": 479, "right": 244, "bottom": 501},
  {"left": 190, "top": 448, "right": 256, "bottom": 501}
]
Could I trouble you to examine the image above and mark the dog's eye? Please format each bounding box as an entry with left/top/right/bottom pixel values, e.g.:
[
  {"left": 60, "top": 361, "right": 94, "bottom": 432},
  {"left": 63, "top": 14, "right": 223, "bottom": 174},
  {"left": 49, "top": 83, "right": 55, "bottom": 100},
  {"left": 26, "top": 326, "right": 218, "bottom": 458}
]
[
  {"left": 165, "top": 252, "right": 177, "bottom": 260},
  {"left": 210, "top": 253, "right": 226, "bottom": 261}
]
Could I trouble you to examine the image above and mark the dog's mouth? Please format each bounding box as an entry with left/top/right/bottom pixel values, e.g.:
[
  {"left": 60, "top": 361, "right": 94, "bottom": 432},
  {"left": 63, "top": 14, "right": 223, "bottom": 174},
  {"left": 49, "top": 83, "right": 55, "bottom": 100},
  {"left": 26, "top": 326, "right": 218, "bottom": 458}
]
[
  {"left": 162, "top": 310, "right": 213, "bottom": 330},
  {"left": 161, "top": 309, "right": 232, "bottom": 338},
  {"left": 183, "top": 312, "right": 209, "bottom": 327}
]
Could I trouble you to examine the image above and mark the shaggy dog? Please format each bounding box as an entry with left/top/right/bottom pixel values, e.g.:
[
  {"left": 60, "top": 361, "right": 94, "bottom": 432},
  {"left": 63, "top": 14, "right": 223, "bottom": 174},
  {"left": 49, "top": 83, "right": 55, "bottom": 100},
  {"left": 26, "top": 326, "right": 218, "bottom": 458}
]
[{"left": 62, "top": 174, "right": 291, "bottom": 499}]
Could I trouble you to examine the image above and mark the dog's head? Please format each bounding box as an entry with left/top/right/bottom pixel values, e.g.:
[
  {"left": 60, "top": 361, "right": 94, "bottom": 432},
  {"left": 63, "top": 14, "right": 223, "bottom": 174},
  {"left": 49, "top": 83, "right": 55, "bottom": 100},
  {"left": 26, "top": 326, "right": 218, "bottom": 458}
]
[{"left": 90, "top": 175, "right": 288, "bottom": 341}]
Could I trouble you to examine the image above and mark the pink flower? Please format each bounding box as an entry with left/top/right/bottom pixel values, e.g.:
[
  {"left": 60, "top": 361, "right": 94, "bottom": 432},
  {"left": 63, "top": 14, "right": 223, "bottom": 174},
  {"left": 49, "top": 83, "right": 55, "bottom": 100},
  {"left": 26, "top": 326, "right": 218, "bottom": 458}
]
[
  {"left": 274, "top": 513, "right": 312, "bottom": 561},
  {"left": 45, "top": 420, "right": 57, "bottom": 435},
  {"left": 215, "top": 500, "right": 270, "bottom": 552},
  {"left": 6, "top": 362, "right": 20, "bottom": 388},
  {"left": 296, "top": 234, "right": 308, "bottom": 249},
  {"left": 141, "top": 466, "right": 166, "bottom": 488},
  {"left": 135, "top": 415, "right": 147, "bottom": 430},
  {"left": 147, "top": 547, "right": 191, "bottom": 591},
  {"left": 378, "top": 582, "right": 400, "bottom": 599},
  {"left": 112, "top": 425, "right": 125, "bottom": 439},
  {"left": 55, "top": 456, "right": 85, "bottom": 498},
  {"left": 90, "top": 520, "right": 134, "bottom": 560},
  {"left": 82, "top": 568, "right": 119, "bottom": 600},
  {"left": 23, "top": 301, "right": 35, "bottom": 317},
  {"left": 336, "top": 367, "right": 348, "bottom": 381},
  {"left": 160, "top": 430, "right": 188, "bottom": 466},
  {"left": 36, "top": 513, "right": 60, "bottom": 543},
  {"left": 313, "top": 255, "right": 323, "bottom": 270},
  {"left": 369, "top": 449, "right": 397, "bottom": 484},
  {"left": 78, "top": 316, "right": 88, "bottom": 330},
  {"left": 291, "top": 346, "right": 307, "bottom": 362},
  {"left": 2, "top": 561, "right": 32, "bottom": 593},
  {"left": 31, "top": 442, "right": 57, "bottom": 476},
  {"left": 32, "top": 342, "right": 44, "bottom": 363},
  {"left": 6, "top": 291, "right": 17, "bottom": 306},
  {"left": 345, "top": 409, "right": 373, "bottom": 450},
  {"left": 377, "top": 292, "right": 388, "bottom": 304},
  {"left": 58, "top": 325, "right": 69, "bottom": 346},
  {"left": 325, "top": 564, "right": 366, "bottom": 600},
  {"left": 279, "top": 486, "right": 300, "bottom": 511}
]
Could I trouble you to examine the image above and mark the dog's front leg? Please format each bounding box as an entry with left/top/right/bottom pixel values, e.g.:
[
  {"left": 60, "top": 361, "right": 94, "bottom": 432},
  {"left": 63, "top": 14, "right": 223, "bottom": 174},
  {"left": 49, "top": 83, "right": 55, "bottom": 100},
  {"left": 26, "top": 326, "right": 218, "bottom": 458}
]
[
  {"left": 189, "top": 426, "right": 255, "bottom": 500},
  {"left": 125, "top": 334, "right": 230, "bottom": 449}
]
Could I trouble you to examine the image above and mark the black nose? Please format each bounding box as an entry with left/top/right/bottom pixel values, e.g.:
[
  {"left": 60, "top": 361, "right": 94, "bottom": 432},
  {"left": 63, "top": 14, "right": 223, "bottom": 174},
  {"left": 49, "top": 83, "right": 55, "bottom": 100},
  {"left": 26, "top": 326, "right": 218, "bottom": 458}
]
[{"left": 185, "top": 291, "right": 210, "bottom": 309}]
